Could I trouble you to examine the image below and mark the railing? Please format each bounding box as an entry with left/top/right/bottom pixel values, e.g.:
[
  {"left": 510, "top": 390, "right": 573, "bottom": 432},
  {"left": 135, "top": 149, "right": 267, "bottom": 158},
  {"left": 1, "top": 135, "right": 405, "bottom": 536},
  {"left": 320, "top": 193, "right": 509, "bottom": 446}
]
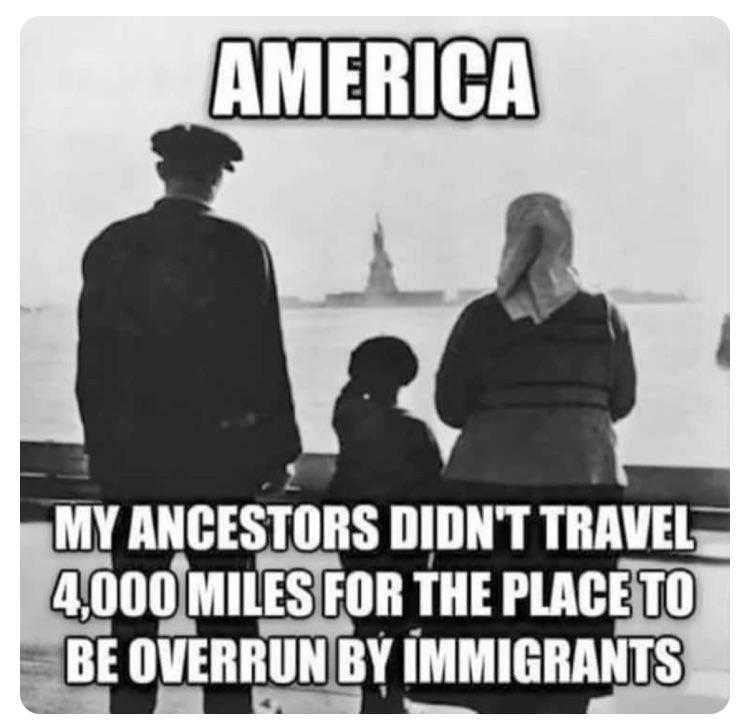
[{"left": 20, "top": 441, "right": 729, "bottom": 534}]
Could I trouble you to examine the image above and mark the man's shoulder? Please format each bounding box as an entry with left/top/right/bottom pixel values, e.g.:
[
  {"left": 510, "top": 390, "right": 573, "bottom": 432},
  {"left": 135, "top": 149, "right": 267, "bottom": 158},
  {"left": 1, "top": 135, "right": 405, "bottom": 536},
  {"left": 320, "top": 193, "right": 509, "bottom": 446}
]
[
  {"left": 82, "top": 211, "right": 152, "bottom": 271},
  {"left": 98, "top": 210, "right": 153, "bottom": 237},
  {"left": 204, "top": 213, "right": 269, "bottom": 251},
  {"left": 201, "top": 213, "right": 274, "bottom": 274},
  {"left": 84, "top": 208, "right": 271, "bottom": 270}
]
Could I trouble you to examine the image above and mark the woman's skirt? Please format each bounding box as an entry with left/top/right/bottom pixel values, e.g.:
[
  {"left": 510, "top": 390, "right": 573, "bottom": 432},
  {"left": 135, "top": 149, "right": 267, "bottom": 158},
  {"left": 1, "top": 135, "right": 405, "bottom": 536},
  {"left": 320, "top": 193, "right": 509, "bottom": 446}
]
[{"left": 409, "top": 481, "right": 623, "bottom": 712}]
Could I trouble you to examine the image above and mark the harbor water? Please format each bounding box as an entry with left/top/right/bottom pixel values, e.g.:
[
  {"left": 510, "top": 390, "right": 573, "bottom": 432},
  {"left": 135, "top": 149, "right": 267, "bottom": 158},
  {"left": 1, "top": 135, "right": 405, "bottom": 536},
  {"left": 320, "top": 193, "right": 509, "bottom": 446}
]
[{"left": 22, "top": 301, "right": 729, "bottom": 468}]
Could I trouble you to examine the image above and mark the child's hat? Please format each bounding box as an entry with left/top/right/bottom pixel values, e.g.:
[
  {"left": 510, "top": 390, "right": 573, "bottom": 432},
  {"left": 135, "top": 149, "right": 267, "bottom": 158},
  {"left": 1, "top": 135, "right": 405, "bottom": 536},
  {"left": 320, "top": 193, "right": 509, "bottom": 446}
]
[{"left": 349, "top": 336, "right": 418, "bottom": 387}]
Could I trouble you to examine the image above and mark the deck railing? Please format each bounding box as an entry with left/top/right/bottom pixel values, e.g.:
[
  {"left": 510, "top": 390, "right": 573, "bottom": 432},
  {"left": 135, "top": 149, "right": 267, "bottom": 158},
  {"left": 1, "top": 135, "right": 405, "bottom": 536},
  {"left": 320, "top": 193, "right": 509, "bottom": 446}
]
[{"left": 20, "top": 440, "right": 729, "bottom": 534}]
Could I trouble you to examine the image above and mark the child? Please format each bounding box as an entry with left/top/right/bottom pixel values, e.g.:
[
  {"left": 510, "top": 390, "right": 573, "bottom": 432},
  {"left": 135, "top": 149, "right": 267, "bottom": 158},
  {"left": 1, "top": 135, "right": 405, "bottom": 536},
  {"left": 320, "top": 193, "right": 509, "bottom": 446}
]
[{"left": 329, "top": 336, "right": 443, "bottom": 713}]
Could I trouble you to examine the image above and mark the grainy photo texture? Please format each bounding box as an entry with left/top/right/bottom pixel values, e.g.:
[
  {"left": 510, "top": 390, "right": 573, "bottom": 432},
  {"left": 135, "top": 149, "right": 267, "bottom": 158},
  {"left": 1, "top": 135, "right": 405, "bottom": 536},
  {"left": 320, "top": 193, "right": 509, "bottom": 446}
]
[{"left": 20, "top": 16, "right": 729, "bottom": 714}]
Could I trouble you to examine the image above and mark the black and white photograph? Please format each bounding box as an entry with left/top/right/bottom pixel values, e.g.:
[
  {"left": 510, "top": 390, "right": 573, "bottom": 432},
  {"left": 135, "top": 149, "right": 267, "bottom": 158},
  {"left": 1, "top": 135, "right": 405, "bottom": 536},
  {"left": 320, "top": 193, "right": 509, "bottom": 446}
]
[{"left": 18, "top": 15, "right": 729, "bottom": 714}]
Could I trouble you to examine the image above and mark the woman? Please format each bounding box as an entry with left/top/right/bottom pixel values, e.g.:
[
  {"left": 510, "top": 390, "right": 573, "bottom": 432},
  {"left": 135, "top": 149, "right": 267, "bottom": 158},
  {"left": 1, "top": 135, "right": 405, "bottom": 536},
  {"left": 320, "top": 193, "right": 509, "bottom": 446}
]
[{"left": 432, "top": 192, "right": 636, "bottom": 713}]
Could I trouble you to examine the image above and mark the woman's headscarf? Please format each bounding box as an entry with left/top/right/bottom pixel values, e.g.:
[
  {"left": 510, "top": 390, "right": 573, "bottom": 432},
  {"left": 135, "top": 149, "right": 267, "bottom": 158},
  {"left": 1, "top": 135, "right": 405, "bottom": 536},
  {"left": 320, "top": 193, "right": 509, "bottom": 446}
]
[{"left": 496, "top": 193, "right": 580, "bottom": 324}]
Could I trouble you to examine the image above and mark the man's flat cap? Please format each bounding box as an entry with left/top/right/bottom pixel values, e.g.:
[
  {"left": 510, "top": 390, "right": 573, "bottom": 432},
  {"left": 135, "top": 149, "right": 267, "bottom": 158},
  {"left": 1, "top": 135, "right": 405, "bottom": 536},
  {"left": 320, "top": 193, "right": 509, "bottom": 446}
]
[{"left": 151, "top": 124, "right": 243, "bottom": 172}]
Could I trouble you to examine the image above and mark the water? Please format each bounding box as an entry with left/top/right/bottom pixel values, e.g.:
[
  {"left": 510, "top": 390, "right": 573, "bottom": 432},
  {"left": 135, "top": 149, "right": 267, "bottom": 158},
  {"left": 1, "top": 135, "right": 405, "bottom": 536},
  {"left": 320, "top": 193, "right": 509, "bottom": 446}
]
[{"left": 21, "top": 302, "right": 729, "bottom": 468}]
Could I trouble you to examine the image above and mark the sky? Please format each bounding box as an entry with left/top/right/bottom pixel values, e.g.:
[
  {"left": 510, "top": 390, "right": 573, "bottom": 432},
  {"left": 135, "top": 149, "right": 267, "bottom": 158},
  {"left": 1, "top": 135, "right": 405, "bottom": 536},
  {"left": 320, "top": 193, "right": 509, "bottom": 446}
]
[{"left": 20, "top": 16, "right": 729, "bottom": 307}]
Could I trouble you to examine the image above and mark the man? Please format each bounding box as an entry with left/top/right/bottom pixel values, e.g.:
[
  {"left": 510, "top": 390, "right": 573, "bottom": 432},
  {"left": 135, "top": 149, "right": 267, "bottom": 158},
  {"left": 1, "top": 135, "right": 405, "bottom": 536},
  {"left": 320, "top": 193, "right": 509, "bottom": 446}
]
[{"left": 75, "top": 124, "right": 301, "bottom": 713}]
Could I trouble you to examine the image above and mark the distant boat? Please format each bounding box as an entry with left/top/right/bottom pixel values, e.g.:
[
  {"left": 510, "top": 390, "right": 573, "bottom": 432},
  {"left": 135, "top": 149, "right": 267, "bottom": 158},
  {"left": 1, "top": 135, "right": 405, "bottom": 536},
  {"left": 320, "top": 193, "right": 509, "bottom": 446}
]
[
  {"left": 20, "top": 304, "right": 50, "bottom": 314},
  {"left": 716, "top": 314, "right": 730, "bottom": 368},
  {"left": 607, "top": 288, "right": 688, "bottom": 304}
]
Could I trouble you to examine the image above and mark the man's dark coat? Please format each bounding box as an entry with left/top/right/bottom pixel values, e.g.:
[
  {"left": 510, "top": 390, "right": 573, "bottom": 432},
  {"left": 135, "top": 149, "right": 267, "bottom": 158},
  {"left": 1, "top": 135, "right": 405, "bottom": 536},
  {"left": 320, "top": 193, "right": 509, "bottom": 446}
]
[{"left": 76, "top": 197, "right": 301, "bottom": 498}]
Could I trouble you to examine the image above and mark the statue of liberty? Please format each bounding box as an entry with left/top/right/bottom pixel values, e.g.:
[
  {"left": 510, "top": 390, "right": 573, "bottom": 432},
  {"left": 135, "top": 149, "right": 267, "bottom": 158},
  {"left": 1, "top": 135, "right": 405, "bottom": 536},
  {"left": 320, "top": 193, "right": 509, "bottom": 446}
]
[{"left": 365, "top": 213, "right": 398, "bottom": 297}]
